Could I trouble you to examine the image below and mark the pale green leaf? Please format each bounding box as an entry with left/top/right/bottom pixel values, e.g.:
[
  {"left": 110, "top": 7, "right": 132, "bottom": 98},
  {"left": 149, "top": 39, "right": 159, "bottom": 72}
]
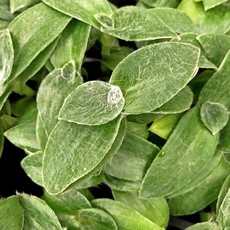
[
  {"left": 43, "top": 116, "right": 122, "bottom": 194},
  {"left": 0, "top": 19, "right": 9, "bottom": 30},
  {"left": 186, "top": 222, "right": 221, "bottom": 230},
  {"left": 43, "top": 187, "right": 91, "bottom": 215},
  {"left": 0, "top": 86, "right": 11, "bottom": 111},
  {"left": 5, "top": 108, "right": 40, "bottom": 151},
  {"left": 36, "top": 69, "right": 83, "bottom": 150},
  {"left": 199, "top": 50, "right": 230, "bottom": 110},
  {"left": 200, "top": 101, "right": 229, "bottom": 135},
  {"left": 139, "top": 0, "right": 180, "bottom": 8},
  {"left": 42, "top": 0, "right": 113, "bottom": 29},
  {"left": 92, "top": 199, "right": 163, "bottom": 230},
  {"left": 217, "top": 175, "right": 230, "bottom": 212},
  {"left": 0, "top": 196, "right": 23, "bottom": 230},
  {"left": 127, "top": 121, "right": 149, "bottom": 139},
  {"left": 218, "top": 118, "right": 230, "bottom": 153},
  {"left": 0, "top": 7, "right": 14, "bottom": 21},
  {"left": 203, "top": 0, "right": 228, "bottom": 11},
  {"left": 197, "top": 34, "right": 230, "bottom": 67},
  {"left": 19, "top": 194, "right": 62, "bottom": 230},
  {"left": 113, "top": 190, "right": 169, "bottom": 228},
  {"left": 110, "top": 42, "right": 200, "bottom": 115},
  {"left": 104, "top": 131, "right": 159, "bottom": 181},
  {"left": 0, "top": 29, "right": 14, "bottom": 92},
  {"left": 169, "top": 158, "right": 230, "bottom": 215},
  {"left": 50, "top": 20, "right": 91, "bottom": 70},
  {"left": 10, "top": 0, "right": 40, "bottom": 13},
  {"left": 149, "top": 113, "right": 184, "bottom": 139},
  {"left": 178, "top": 0, "right": 230, "bottom": 34},
  {"left": 77, "top": 208, "right": 118, "bottom": 230},
  {"left": 104, "top": 174, "right": 141, "bottom": 192},
  {"left": 8, "top": 3, "right": 71, "bottom": 82},
  {"left": 61, "top": 60, "right": 76, "bottom": 81},
  {"left": 153, "top": 86, "right": 194, "bottom": 114},
  {"left": 95, "top": 6, "right": 176, "bottom": 41},
  {"left": 0, "top": 119, "right": 4, "bottom": 158},
  {"left": 21, "top": 152, "right": 43, "bottom": 186},
  {"left": 140, "top": 107, "right": 219, "bottom": 198},
  {"left": 59, "top": 81, "right": 125, "bottom": 125}
]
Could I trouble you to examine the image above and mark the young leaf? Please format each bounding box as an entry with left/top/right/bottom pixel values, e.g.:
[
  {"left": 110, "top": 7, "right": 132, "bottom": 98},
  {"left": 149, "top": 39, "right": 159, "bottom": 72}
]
[
  {"left": 112, "top": 190, "right": 169, "bottom": 228},
  {"left": 95, "top": 6, "right": 176, "bottom": 41},
  {"left": 42, "top": 0, "right": 113, "bottom": 29},
  {"left": 149, "top": 113, "right": 184, "bottom": 139},
  {"left": 92, "top": 199, "right": 164, "bottom": 230},
  {"left": 152, "top": 86, "right": 194, "bottom": 114},
  {"left": 199, "top": 50, "right": 230, "bottom": 109},
  {"left": 18, "top": 194, "right": 62, "bottom": 230},
  {"left": 10, "top": 0, "right": 40, "bottom": 13},
  {"left": 168, "top": 158, "right": 230, "bottom": 215},
  {"left": 197, "top": 34, "right": 230, "bottom": 67},
  {"left": 200, "top": 101, "right": 229, "bottom": 135},
  {"left": 0, "top": 196, "right": 23, "bottom": 230},
  {"left": 0, "top": 29, "right": 14, "bottom": 93},
  {"left": 203, "top": 0, "right": 228, "bottom": 11},
  {"left": 59, "top": 81, "right": 125, "bottom": 126},
  {"left": 104, "top": 131, "right": 159, "bottom": 181},
  {"left": 186, "top": 222, "right": 221, "bottom": 230},
  {"left": 5, "top": 108, "right": 40, "bottom": 151},
  {"left": 43, "top": 187, "right": 91, "bottom": 215},
  {"left": 140, "top": 107, "right": 219, "bottom": 198},
  {"left": 43, "top": 116, "right": 122, "bottom": 194},
  {"left": 8, "top": 3, "right": 71, "bottom": 82},
  {"left": 110, "top": 42, "right": 200, "bottom": 115},
  {"left": 21, "top": 152, "right": 43, "bottom": 186},
  {"left": 36, "top": 69, "right": 83, "bottom": 150},
  {"left": 50, "top": 20, "right": 91, "bottom": 70},
  {"left": 77, "top": 208, "right": 118, "bottom": 230}
]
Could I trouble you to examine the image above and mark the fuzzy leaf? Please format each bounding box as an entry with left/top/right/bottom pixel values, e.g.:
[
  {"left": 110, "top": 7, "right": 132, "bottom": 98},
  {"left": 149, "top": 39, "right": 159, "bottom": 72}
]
[
  {"left": 59, "top": 81, "right": 125, "bottom": 125},
  {"left": 200, "top": 101, "right": 229, "bottom": 135},
  {"left": 186, "top": 222, "right": 220, "bottom": 230},
  {"left": 218, "top": 118, "right": 230, "bottom": 153},
  {"left": 140, "top": 107, "right": 219, "bottom": 198},
  {"left": 92, "top": 199, "right": 163, "bottom": 230},
  {"left": 10, "top": 0, "right": 40, "bottom": 13},
  {"left": 203, "top": 0, "right": 228, "bottom": 11},
  {"left": 110, "top": 42, "right": 200, "bottom": 115},
  {"left": 8, "top": 3, "right": 71, "bottom": 82},
  {"left": 42, "top": 0, "right": 113, "bottom": 29}
]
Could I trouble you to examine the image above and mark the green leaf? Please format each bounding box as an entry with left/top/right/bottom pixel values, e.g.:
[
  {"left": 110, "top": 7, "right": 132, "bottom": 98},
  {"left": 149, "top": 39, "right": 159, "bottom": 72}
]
[
  {"left": 153, "top": 86, "right": 194, "bottom": 114},
  {"left": 0, "top": 196, "right": 23, "bottom": 230},
  {"left": 77, "top": 208, "right": 118, "bottom": 230},
  {"left": 18, "top": 194, "right": 62, "bottom": 230},
  {"left": 0, "top": 119, "right": 4, "bottom": 158},
  {"left": 50, "top": 20, "right": 91, "bottom": 70},
  {"left": 199, "top": 50, "right": 230, "bottom": 110},
  {"left": 112, "top": 190, "right": 169, "bottom": 228},
  {"left": 200, "top": 101, "right": 229, "bottom": 135},
  {"left": 43, "top": 115, "right": 122, "bottom": 194},
  {"left": 104, "top": 174, "right": 141, "bottom": 192},
  {"left": 203, "top": 0, "right": 228, "bottom": 11},
  {"left": 43, "top": 187, "right": 91, "bottom": 215},
  {"left": 186, "top": 222, "right": 221, "bottom": 230},
  {"left": 218, "top": 118, "right": 230, "bottom": 153},
  {"left": 11, "top": 97, "right": 36, "bottom": 116},
  {"left": 110, "top": 42, "right": 200, "bottom": 115},
  {"left": 197, "top": 34, "right": 230, "bottom": 67},
  {"left": 92, "top": 199, "right": 164, "bottom": 230},
  {"left": 178, "top": 0, "right": 230, "bottom": 34},
  {"left": 140, "top": 107, "right": 219, "bottom": 198},
  {"left": 59, "top": 81, "right": 125, "bottom": 125},
  {"left": 139, "top": 0, "right": 180, "bottom": 8},
  {"left": 0, "top": 29, "right": 14, "bottom": 93},
  {"left": 149, "top": 113, "right": 184, "bottom": 139},
  {"left": 21, "top": 152, "right": 43, "bottom": 186},
  {"left": 36, "top": 69, "right": 83, "bottom": 150},
  {"left": 5, "top": 108, "right": 40, "bottom": 151},
  {"left": 8, "top": 3, "right": 71, "bottom": 83},
  {"left": 10, "top": 0, "right": 40, "bottom": 13},
  {"left": 169, "top": 158, "right": 230, "bottom": 215},
  {"left": 104, "top": 131, "right": 159, "bottom": 181},
  {"left": 95, "top": 6, "right": 176, "bottom": 41},
  {"left": 42, "top": 0, "right": 113, "bottom": 29},
  {"left": 127, "top": 121, "right": 149, "bottom": 139}
]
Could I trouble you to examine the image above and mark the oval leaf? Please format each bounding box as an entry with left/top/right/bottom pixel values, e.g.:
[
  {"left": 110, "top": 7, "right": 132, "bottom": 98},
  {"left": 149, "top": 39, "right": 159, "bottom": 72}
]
[
  {"left": 110, "top": 42, "right": 200, "bottom": 115},
  {"left": 59, "top": 81, "right": 125, "bottom": 126}
]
